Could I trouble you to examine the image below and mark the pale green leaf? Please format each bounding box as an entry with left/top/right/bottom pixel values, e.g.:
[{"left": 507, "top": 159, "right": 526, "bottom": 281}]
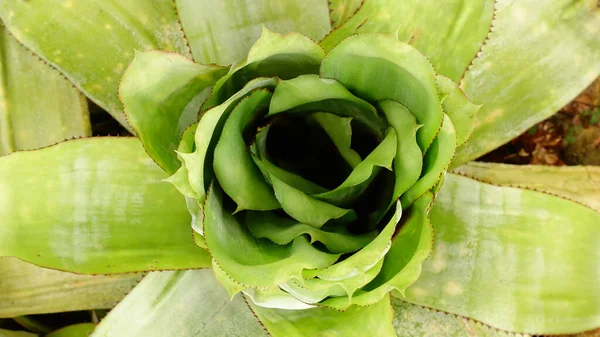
[
  {"left": 0, "top": 27, "right": 89, "bottom": 156},
  {"left": 120, "top": 51, "right": 227, "bottom": 173},
  {"left": 0, "top": 258, "right": 141, "bottom": 318},
  {"left": 0, "top": 0, "right": 191, "bottom": 130},
  {"left": 453, "top": 162, "right": 600, "bottom": 212},
  {"left": 436, "top": 75, "right": 480, "bottom": 146},
  {"left": 454, "top": 0, "right": 600, "bottom": 165},
  {"left": 403, "top": 174, "right": 600, "bottom": 334},
  {"left": 321, "top": 0, "right": 494, "bottom": 81},
  {"left": 0, "top": 138, "right": 210, "bottom": 273},
  {"left": 391, "top": 298, "right": 533, "bottom": 337},
  {"left": 90, "top": 270, "right": 269, "bottom": 337},
  {"left": 249, "top": 293, "right": 396, "bottom": 337},
  {"left": 175, "top": 0, "right": 331, "bottom": 65}
]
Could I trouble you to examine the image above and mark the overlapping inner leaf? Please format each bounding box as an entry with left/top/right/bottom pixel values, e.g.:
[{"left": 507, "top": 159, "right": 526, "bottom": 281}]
[{"left": 157, "top": 31, "right": 466, "bottom": 310}]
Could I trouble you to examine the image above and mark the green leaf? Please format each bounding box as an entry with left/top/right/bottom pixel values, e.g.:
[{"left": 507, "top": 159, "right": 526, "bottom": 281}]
[
  {"left": 403, "top": 174, "right": 600, "bottom": 334},
  {"left": 268, "top": 74, "right": 386, "bottom": 138},
  {"left": 248, "top": 293, "right": 396, "bottom": 337},
  {"left": 11, "top": 317, "right": 50, "bottom": 335},
  {"left": 0, "top": 258, "right": 141, "bottom": 318},
  {"left": 310, "top": 112, "right": 362, "bottom": 168},
  {"left": 321, "top": 34, "right": 442, "bottom": 151},
  {"left": 301, "top": 202, "right": 401, "bottom": 306},
  {"left": 175, "top": 0, "right": 331, "bottom": 65},
  {"left": 46, "top": 324, "right": 96, "bottom": 337},
  {"left": 213, "top": 89, "right": 280, "bottom": 211},
  {"left": 90, "top": 270, "right": 269, "bottom": 337},
  {"left": 201, "top": 30, "right": 325, "bottom": 112},
  {"left": 0, "top": 0, "right": 191, "bottom": 131},
  {"left": 378, "top": 100, "right": 423, "bottom": 208},
  {"left": 178, "top": 77, "right": 277, "bottom": 217},
  {"left": 257, "top": 158, "right": 356, "bottom": 228},
  {"left": 120, "top": 51, "right": 227, "bottom": 173},
  {"left": 0, "top": 329, "right": 36, "bottom": 337},
  {"left": 454, "top": 0, "right": 600, "bottom": 165},
  {"left": 454, "top": 162, "right": 600, "bottom": 212},
  {"left": 0, "top": 138, "right": 210, "bottom": 274},
  {"left": 391, "top": 298, "right": 533, "bottom": 337},
  {"left": 322, "top": 193, "right": 433, "bottom": 309},
  {"left": 0, "top": 27, "right": 90, "bottom": 156},
  {"left": 328, "top": 0, "right": 364, "bottom": 28},
  {"left": 401, "top": 114, "right": 456, "bottom": 208},
  {"left": 314, "top": 128, "right": 397, "bottom": 207},
  {"left": 436, "top": 75, "right": 480, "bottom": 146},
  {"left": 203, "top": 183, "right": 339, "bottom": 290},
  {"left": 243, "top": 286, "right": 316, "bottom": 310},
  {"left": 321, "top": 0, "right": 494, "bottom": 82},
  {"left": 283, "top": 258, "right": 384, "bottom": 304},
  {"left": 246, "top": 211, "right": 377, "bottom": 254},
  {"left": 246, "top": 27, "right": 326, "bottom": 65}
]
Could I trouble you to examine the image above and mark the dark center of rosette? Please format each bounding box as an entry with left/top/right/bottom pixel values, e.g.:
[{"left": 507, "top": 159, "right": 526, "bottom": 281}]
[{"left": 218, "top": 74, "right": 399, "bottom": 255}]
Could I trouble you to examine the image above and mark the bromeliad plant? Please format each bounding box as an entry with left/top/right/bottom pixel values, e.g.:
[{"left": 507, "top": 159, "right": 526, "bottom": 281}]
[{"left": 0, "top": 1, "right": 599, "bottom": 337}]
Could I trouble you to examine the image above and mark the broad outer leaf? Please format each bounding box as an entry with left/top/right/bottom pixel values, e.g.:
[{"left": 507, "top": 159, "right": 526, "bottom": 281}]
[
  {"left": 0, "top": 138, "right": 210, "bottom": 274},
  {"left": 403, "top": 174, "right": 600, "bottom": 334},
  {"left": 0, "top": 258, "right": 141, "bottom": 318},
  {"left": 454, "top": 0, "right": 600, "bottom": 165},
  {"left": 0, "top": 27, "right": 90, "bottom": 156},
  {"left": 321, "top": 0, "right": 494, "bottom": 81},
  {"left": 90, "top": 270, "right": 269, "bottom": 337},
  {"left": 175, "top": 0, "right": 331, "bottom": 65},
  {"left": 454, "top": 162, "right": 600, "bottom": 213},
  {"left": 46, "top": 324, "right": 96, "bottom": 337},
  {"left": 391, "top": 298, "right": 533, "bottom": 337},
  {"left": 249, "top": 293, "right": 397, "bottom": 337},
  {"left": 0, "top": 0, "right": 191, "bottom": 131},
  {"left": 120, "top": 51, "right": 227, "bottom": 173}
]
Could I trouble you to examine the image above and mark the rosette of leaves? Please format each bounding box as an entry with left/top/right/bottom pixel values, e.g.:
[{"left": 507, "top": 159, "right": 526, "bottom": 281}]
[
  {"left": 0, "top": 1, "right": 599, "bottom": 337},
  {"left": 120, "top": 29, "right": 472, "bottom": 311}
]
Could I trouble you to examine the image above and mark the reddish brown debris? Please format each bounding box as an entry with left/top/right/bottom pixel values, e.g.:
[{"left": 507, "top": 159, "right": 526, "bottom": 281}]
[{"left": 481, "top": 76, "right": 600, "bottom": 166}]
